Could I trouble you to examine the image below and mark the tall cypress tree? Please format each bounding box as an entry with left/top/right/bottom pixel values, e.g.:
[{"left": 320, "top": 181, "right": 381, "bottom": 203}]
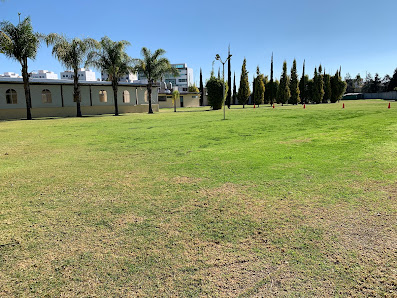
[
  {"left": 313, "top": 67, "right": 324, "bottom": 104},
  {"left": 199, "top": 68, "right": 204, "bottom": 106},
  {"left": 270, "top": 52, "right": 274, "bottom": 105},
  {"left": 233, "top": 72, "right": 237, "bottom": 105},
  {"left": 276, "top": 61, "right": 290, "bottom": 105},
  {"left": 300, "top": 60, "right": 305, "bottom": 104},
  {"left": 254, "top": 66, "right": 265, "bottom": 106},
  {"left": 252, "top": 75, "right": 255, "bottom": 105},
  {"left": 289, "top": 59, "right": 300, "bottom": 105},
  {"left": 323, "top": 73, "right": 331, "bottom": 103},
  {"left": 226, "top": 45, "right": 232, "bottom": 108},
  {"left": 237, "top": 58, "right": 250, "bottom": 108}
]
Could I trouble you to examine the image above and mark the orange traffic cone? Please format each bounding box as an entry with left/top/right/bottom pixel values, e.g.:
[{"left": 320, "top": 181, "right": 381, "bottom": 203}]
[
  {"left": 273, "top": 104, "right": 275, "bottom": 109},
  {"left": 388, "top": 102, "right": 391, "bottom": 109},
  {"left": 343, "top": 103, "right": 345, "bottom": 109},
  {"left": 303, "top": 104, "right": 306, "bottom": 109}
]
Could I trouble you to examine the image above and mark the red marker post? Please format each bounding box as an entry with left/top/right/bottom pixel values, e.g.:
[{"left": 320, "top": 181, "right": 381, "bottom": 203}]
[
  {"left": 303, "top": 104, "right": 306, "bottom": 109},
  {"left": 273, "top": 104, "right": 275, "bottom": 109},
  {"left": 388, "top": 102, "right": 391, "bottom": 109},
  {"left": 343, "top": 103, "right": 345, "bottom": 109}
]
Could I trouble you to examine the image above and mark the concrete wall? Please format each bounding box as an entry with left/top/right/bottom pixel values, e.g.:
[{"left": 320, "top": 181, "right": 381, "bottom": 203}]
[
  {"left": 0, "top": 104, "right": 159, "bottom": 120},
  {"left": 0, "top": 81, "right": 158, "bottom": 120},
  {"left": 363, "top": 91, "right": 397, "bottom": 100},
  {"left": 158, "top": 93, "right": 200, "bottom": 108}
]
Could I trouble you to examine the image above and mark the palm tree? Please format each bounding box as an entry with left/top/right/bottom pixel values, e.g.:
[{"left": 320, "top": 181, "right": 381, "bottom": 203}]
[
  {"left": 0, "top": 17, "right": 43, "bottom": 120},
  {"left": 46, "top": 34, "right": 99, "bottom": 117},
  {"left": 172, "top": 89, "right": 179, "bottom": 112},
  {"left": 134, "top": 48, "right": 178, "bottom": 114},
  {"left": 87, "top": 36, "right": 134, "bottom": 116}
]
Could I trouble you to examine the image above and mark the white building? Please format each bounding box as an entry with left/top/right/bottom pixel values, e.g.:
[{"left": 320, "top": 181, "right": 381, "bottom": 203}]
[
  {"left": 60, "top": 68, "right": 96, "bottom": 81},
  {"left": 101, "top": 71, "right": 138, "bottom": 82},
  {"left": 0, "top": 78, "right": 159, "bottom": 119},
  {"left": 0, "top": 72, "right": 22, "bottom": 78},
  {"left": 138, "top": 63, "right": 193, "bottom": 92},
  {"left": 31, "top": 70, "right": 58, "bottom": 80}
]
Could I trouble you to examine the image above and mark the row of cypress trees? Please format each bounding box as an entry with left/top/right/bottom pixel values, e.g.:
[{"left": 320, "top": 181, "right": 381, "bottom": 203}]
[{"left": 209, "top": 55, "right": 347, "bottom": 108}]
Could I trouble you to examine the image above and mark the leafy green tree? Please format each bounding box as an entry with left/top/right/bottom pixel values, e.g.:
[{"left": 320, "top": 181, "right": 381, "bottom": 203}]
[
  {"left": 307, "top": 78, "right": 314, "bottom": 102},
  {"left": 323, "top": 73, "right": 332, "bottom": 103},
  {"left": 289, "top": 59, "right": 300, "bottom": 105},
  {"left": 172, "top": 89, "right": 179, "bottom": 112},
  {"left": 199, "top": 68, "right": 204, "bottom": 106},
  {"left": 188, "top": 84, "right": 199, "bottom": 92},
  {"left": 133, "top": 47, "right": 178, "bottom": 113},
  {"left": 46, "top": 34, "right": 99, "bottom": 117},
  {"left": 262, "top": 75, "right": 270, "bottom": 104},
  {"left": 299, "top": 60, "right": 306, "bottom": 104},
  {"left": 206, "top": 74, "right": 223, "bottom": 110},
  {"left": 345, "top": 73, "right": 355, "bottom": 93},
  {"left": 387, "top": 68, "right": 397, "bottom": 91},
  {"left": 237, "top": 58, "right": 250, "bottom": 108},
  {"left": 87, "top": 36, "right": 134, "bottom": 116},
  {"left": 0, "top": 17, "right": 43, "bottom": 120},
  {"left": 273, "top": 79, "right": 280, "bottom": 103},
  {"left": 372, "top": 73, "right": 382, "bottom": 92},
  {"left": 361, "top": 73, "right": 373, "bottom": 93},
  {"left": 330, "top": 70, "right": 347, "bottom": 103},
  {"left": 253, "top": 66, "right": 265, "bottom": 106},
  {"left": 276, "top": 61, "right": 290, "bottom": 105},
  {"left": 312, "top": 67, "right": 324, "bottom": 104}
]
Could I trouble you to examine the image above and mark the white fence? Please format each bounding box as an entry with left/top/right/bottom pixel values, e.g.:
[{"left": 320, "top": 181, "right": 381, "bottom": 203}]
[{"left": 363, "top": 91, "right": 397, "bottom": 100}]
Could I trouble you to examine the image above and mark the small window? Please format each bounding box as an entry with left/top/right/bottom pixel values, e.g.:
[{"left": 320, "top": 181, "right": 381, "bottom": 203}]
[
  {"left": 99, "top": 90, "right": 107, "bottom": 102},
  {"left": 192, "top": 96, "right": 198, "bottom": 98},
  {"left": 123, "top": 90, "right": 130, "bottom": 103},
  {"left": 6, "top": 89, "right": 17, "bottom": 104},
  {"left": 41, "top": 89, "right": 52, "bottom": 103},
  {"left": 158, "top": 96, "right": 167, "bottom": 101}
]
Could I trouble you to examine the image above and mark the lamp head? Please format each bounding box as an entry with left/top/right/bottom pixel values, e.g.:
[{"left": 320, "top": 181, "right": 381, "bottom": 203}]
[{"left": 215, "top": 54, "right": 220, "bottom": 60}]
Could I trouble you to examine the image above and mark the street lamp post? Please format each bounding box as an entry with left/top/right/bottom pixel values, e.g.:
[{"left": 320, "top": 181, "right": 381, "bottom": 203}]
[{"left": 215, "top": 53, "right": 232, "bottom": 120}]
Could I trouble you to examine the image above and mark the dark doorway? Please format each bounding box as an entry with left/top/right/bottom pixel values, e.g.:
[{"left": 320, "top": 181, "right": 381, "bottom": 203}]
[{"left": 180, "top": 96, "right": 184, "bottom": 107}]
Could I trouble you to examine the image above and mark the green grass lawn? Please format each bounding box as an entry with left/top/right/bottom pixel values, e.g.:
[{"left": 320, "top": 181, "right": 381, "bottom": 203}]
[{"left": 0, "top": 100, "right": 396, "bottom": 296}]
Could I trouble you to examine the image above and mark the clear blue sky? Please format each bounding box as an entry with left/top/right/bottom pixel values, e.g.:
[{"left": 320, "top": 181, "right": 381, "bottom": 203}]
[{"left": 1, "top": 0, "right": 396, "bottom": 86}]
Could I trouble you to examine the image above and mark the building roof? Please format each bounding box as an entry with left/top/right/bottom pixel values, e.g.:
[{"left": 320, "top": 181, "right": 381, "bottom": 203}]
[{"left": 0, "top": 78, "right": 157, "bottom": 87}]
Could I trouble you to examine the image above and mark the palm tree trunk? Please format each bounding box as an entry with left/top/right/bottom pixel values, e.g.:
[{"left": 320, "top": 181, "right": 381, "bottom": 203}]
[
  {"left": 113, "top": 80, "right": 119, "bottom": 116},
  {"left": 148, "top": 81, "right": 153, "bottom": 114},
  {"left": 74, "top": 68, "right": 82, "bottom": 117},
  {"left": 21, "top": 58, "right": 32, "bottom": 120}
]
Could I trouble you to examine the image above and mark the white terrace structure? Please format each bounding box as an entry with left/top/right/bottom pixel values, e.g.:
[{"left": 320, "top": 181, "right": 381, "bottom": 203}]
[
  {"left": 138, "top": 63, "right": 194, "bottom": 92},
  {"left": 0, "top": 72, "right": 22, "bottom": 78},
  {"left": 60, "top": 68, "right": 96, "bottom": 81},
  {"left": 31, "top": 70, "right": 58, "bottom": 80},
  {"left": 101, "top": 71, "right": 138, "bottom": 83},
  {"left": 0, "top": 78, "right": 159, "bottom": 120}
]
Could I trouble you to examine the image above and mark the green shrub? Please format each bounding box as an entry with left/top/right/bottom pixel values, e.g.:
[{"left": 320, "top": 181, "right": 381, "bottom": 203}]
[{"left": 206, "top": 76, "right": 223, "bottom": 110}]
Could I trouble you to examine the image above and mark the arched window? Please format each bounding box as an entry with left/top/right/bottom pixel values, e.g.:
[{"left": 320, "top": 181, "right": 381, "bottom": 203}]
[
  {"left": 6, "top": 89, "right": 17, "bottom": 104},
  {"left": 99, "top": 90, "right": 107, "bottom": 102},
  {"left": 41, "top": 89, "right": 52, "bottom": 103},
  {"left": 123, "top": 90, "right": 130, "bottom": 103}
]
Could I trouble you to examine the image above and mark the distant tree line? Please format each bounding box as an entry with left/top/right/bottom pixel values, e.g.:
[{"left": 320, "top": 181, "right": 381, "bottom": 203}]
[
  {"left": 345, "top": 69, "right": 397, "bottom": 93},
  {"left": 209, "top": 56, "right": 347, "bottom": 109}
]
